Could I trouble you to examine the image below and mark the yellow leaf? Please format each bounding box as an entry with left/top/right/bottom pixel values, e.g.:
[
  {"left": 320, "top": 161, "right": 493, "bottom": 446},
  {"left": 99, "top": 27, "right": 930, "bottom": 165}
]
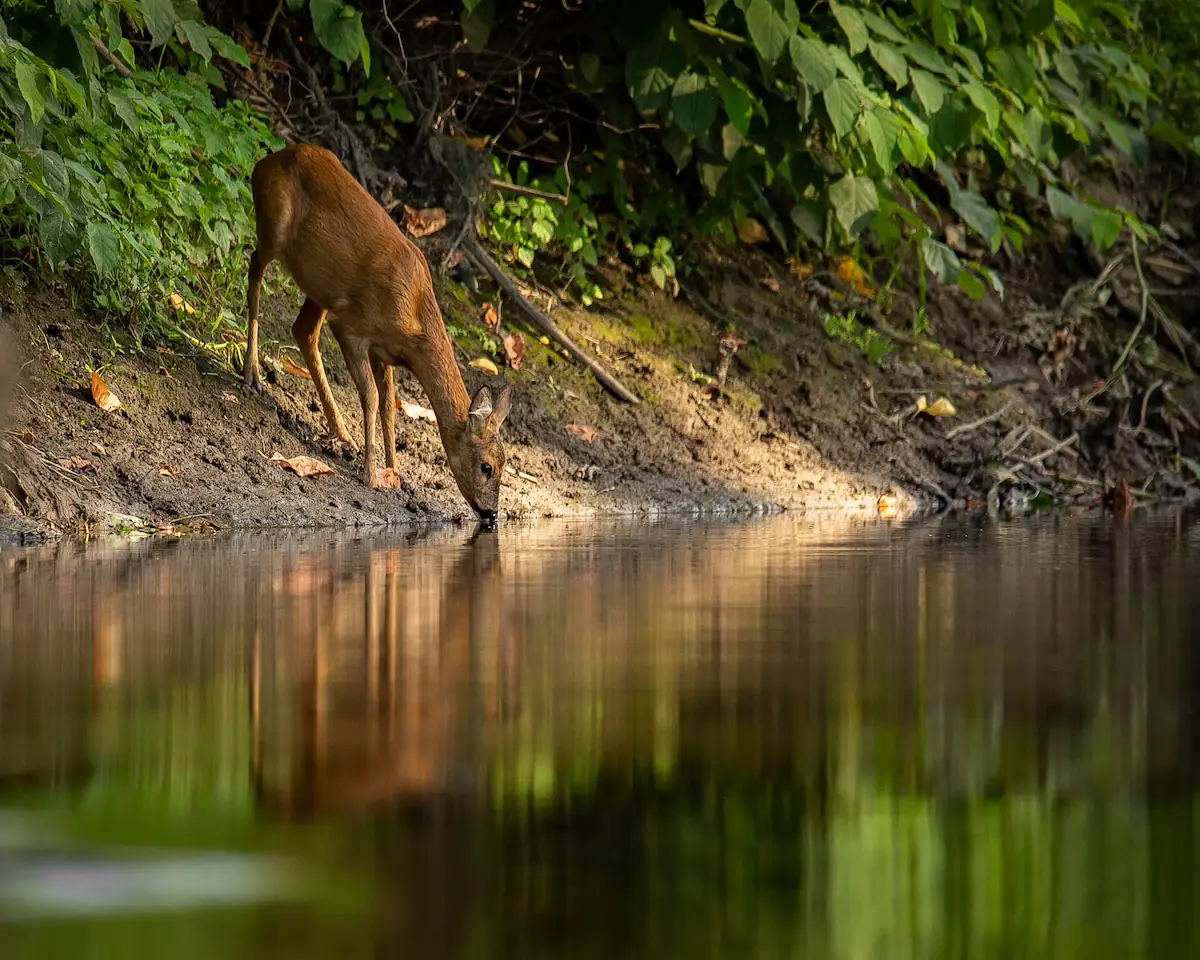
[
  {"left": 915, "top": 395, "right": 928, "bottom": 413},
  {"left": 168, "top": 292, "right": 184, "bottom": 310},
  {"left": 398, "top": 400, "right": 437, "bottom": 423},
  {"left": 924, "top": 397, "right": 957, "bottom": 417},
  {"left": 469, "top": 357, "right": 499, "bottom": 375},
  {"left": 733, "top": 217, "right": 769, "bottom": 245}
]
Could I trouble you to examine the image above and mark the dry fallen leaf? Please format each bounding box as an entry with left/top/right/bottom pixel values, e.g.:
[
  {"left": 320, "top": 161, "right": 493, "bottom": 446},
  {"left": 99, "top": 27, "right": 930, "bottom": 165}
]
[
  {"left": 539, "top": 336, "right": 550, "bottom": 345},
  {"left": 159, "top": 464, "right": 176, "bottom": 478},
  {"left": 374, "top": 467, "right": 404, "bottom": 489},
  {"left": 221, "top": 392, "right": 238, "bottom": 403},
  {"left": 135, "top": 444, "right": 151, "bottom": 452},
  {"left": 835, "top": 256, "right": 875, "bottom": 297},
  {"left": 17, "top": 429, "right": 34, "bottom": 445},
  {"left": 445, "top": 249, "right": 466, "bottom": 269},
  {"left": 91, "top": 442, "right": 107, "bottom": 457},
  {"left": 481, "top": 302, "right": 499, "bottom": 328},
  {"left": 733, "top": 217, "right": 769, "bottom": 245},
  {"left": 270, "top": 453, "right": 336, "bottom": 478},
  {"left": 168, "top": 292, "right": 184, "bottom": 311},
  {"left": 761, "top": 276, "right": 780, "bottom": 293},
  {"left": 402, "top": 205, "right": 448, "bottom": 238},
  {"left": 398, "top": 399, "right": 437, "bottom": 423},
  {"left": 786, "top": 258, "right": 814, "bottom": 280},
  {"left": 280, "top": 354, "right": 312, "bottom": 379},
  {"left": 469, "top": 357, "right": 499, "bottom": 375},
  {"left": 503, "top": 331, "right": 526, "bottom": 371},
  {"left": 90, "top": 370, "right": 122, "bottom": 413},
  {"left": 564, "top": 423, "right": 598, "bottom": 443},
  {"left": 924, "top": 397, "right": 957, "bottom": 417},
  {"left": 877, "top": 493, "right": 900, "bottom": 518},
  {"left": 58, "top": 456, "right": 94, "bottom": 471},
  {"left": 915, "top": 395, "right": 928, "bottom": 414}
]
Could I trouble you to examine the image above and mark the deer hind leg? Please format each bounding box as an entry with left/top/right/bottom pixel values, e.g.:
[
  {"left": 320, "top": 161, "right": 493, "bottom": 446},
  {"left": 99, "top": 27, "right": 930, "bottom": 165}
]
[
  {"left": 371, "top": 359, "right": 396, "bottom": 470},
  {"left": 292, "top": 297, "right": 355, "bottom": 448},
  {"left": 243, "top": 249, "right": 269, "bottom": 392},
  {"left": 333, "top": 328, "right": 379, "bottom": 488}
]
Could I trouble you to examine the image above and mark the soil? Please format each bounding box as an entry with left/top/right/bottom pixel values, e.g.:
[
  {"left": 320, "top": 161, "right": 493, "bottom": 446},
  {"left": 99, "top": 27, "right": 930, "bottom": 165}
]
[{"left": 3, "top": 161, "right": 1200, "bottom": 541}]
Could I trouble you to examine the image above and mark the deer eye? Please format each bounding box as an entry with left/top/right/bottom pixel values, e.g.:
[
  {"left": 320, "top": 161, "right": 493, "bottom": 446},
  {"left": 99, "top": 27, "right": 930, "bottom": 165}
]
[{"left": 480, "top": 462, "right": 493, "bottom": 478}]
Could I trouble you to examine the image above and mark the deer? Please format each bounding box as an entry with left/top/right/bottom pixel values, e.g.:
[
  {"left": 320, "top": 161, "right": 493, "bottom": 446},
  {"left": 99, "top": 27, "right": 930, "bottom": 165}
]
[{"left": 241, "top": 144, "right": 513, "bottom": 521}]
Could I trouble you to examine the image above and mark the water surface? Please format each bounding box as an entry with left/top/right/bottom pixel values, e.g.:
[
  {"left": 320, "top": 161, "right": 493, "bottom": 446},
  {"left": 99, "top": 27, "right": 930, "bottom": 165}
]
[{"left": 2, "top": 514, "right": 1198, "bottom": 957}]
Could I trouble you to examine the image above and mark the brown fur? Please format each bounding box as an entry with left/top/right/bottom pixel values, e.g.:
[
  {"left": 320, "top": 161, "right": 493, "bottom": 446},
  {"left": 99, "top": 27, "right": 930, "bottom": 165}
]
[{"left": 242, "top": 144, "right": 512, "bottom": 518}]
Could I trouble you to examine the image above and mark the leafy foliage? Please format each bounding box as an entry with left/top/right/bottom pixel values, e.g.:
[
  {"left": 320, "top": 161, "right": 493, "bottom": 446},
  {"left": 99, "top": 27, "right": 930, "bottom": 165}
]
[{"left": 0, "top": 0, "right": 280, "bottom": 336}]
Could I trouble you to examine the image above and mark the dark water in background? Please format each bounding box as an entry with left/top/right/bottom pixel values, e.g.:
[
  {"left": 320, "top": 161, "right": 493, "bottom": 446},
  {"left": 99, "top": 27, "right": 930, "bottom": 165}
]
[{"left": 1, "top": 513, "right": 1199, "bottom": 958}]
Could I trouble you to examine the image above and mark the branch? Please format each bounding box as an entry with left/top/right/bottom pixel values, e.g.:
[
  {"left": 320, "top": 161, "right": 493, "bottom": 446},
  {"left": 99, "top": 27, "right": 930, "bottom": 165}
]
[
  {"left": 464, "top": 237, "right": 641, "bottom": 405},
  {"left": 90, "top": 34, "right": 132, "bottom": 79}
]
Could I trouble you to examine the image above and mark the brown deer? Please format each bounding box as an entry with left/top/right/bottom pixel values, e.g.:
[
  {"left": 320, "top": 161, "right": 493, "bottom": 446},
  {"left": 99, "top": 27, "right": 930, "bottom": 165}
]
[{"left": 242, "top": 144, "right": 513, "bottom": 520}]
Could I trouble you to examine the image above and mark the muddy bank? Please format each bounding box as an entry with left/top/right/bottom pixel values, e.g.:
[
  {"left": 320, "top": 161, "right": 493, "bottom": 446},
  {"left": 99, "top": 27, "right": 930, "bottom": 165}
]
[{"left": 3, "top": 192, "right": 1200, "bottom": 540}]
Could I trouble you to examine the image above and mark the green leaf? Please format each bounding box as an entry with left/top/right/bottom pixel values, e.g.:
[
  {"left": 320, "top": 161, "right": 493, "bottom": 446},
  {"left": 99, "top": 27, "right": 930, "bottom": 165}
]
[
  {"left": 55, "top": 0, "right": 95, "bottom": 26},
  {"left": 821, "top": 78, "right": 861, "bottom": 140},
  {"left": 177, "top": 20, "right": 212, "bottom": 61},
  {"left": 86, "top": 221, "right": 121, "bottom": 277},
  {"left": 928, "top": 99, "right": 973, "bottom": 155},
  {"left": 1027, "top": 0, "right": 1056, "bottom": 34},
  {"left": 38, "top": 203, "right": 80, "bottom": 268},
  {"left": 897, "top": 124, "right": 929, "bottom": 167},
  {"left": 107, "top": 89, "right": 139, "bottom": 133},
  {"left": 860, "top": 10, "right": 906, "bottom": 44},
  {"left": 910, "top": 69, "right": 945, "bottom": 116},
  {"left": 206, "top": 28, "right": 251, "bottom": 67},
  {"left": 828, "top": 1, "right": 868, "bottom": 56},
  {"left": 516, "top": 245, "right": 535, "bottom": 268},
  {"left": 988, "top": 47, "right": 1037, "bottom": 95},
  {"left": 460, "top": 0, "right": 493, "bottom": 52},
  {"left": 744, "top": 0, "right": 797, "bottom": 65},
  {"left": 954, "top": 270, "right": 985, "bottom": 300},
  {"left": 868, "top": 40, "right": 907, "bottom": 88},
  {"left": 627, "top": 33, "right": 686, "bottom": 112},
  {"left": 828, "top": 173, "right": 878, "bottom": 235},
  {"left": 14, "top": 61, "right": 45, "bottom": 124},
  {"left": 310, "top": 0, "right": 368, "bottom": 66},
  {"left": 717, "top": 76, "right": 753, "bottom": 136},
  {"left": 136, "top": 0, "right": 177, "bottom": 48},
  {"left": 1091, "top": 209, "right": 1123, "bottom": 251},
  {"left": 950, "top": 189, "right": 999, "bottom": 245},
  {"left": 921, "top": 237, "right": 961, "bottom": 282},
  {"left": 671, "top": 72, "right": 720, "bottom": 138},
  {"left": 963, "top": 81, "right": 999, "bottom": 131},
  {"left": 789, "top": 36, "right": 838, "bottom": 92},
  {"left": 863, "top": 108, "right": 902, "bottom": 172}
]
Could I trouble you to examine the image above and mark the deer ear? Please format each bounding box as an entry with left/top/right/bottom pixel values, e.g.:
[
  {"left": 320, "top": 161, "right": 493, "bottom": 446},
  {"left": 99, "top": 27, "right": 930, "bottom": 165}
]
[
  {"left": 492, "top": 385, "right": 513, "bottom": 426},
  {"left": 468, "top": 386, "right": 493, "bottom": 425}
]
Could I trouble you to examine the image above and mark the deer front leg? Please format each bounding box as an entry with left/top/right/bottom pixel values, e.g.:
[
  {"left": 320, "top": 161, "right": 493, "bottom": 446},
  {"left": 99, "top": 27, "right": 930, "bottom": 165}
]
[
  {"left": 292, "top": 298, "right": 355, "bottom": 449},
  {"left": 372, "top": 359, "right": 397, "bottom": 470},
  {"left": 243, "top": 249, "right": 267, "bottom": 393},
  {"left": 335, "top": 331, "right": 379, "bottom": 488}
]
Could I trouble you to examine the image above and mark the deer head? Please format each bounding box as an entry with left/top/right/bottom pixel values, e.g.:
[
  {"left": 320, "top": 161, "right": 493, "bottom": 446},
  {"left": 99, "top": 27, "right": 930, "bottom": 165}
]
[{"left": 446, "top": 384, "right": 513, "bottom": 521}]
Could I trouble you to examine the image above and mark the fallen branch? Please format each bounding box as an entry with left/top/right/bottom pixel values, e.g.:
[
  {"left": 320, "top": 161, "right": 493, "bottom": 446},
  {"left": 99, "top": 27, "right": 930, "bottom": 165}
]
[
  {"left": 464, "top": 237, "right": 641, "bottom": 404},
  {"left": 1026, "top": 431, "right": 1078, "bottom": 465},
  {"left": 944, "top": 400, "right": 1013, "bottom": 441}
]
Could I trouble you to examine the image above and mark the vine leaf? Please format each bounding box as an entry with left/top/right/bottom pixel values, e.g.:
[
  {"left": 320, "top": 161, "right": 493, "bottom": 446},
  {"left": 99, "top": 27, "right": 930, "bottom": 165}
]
[
  {"left": 86, "top": 222, "right": 120, "bottom": 277},
  {"left": 910, "top": 68, "right": 946, "bottom": 115},
  {"left": 921, "top": 237, "right": 961, "bottom": 282},
  {"left": 627, "top": 33, "right": 686, "bottom": 112},
  {"left": 829, "top": 173, "right": 878, "bottom": 236},
  {"left": 744, "top": 0, "right": 797, "bottom": 66},
  {"left": 789, "top": 36, "right": 837, "bottom": 92},
  {"left": 14, "top": 61, "right": 44, "bottom": 124},
  {"left": 672, "top": 72, "right": 720, "bottom": 138},
  {"left": 869, "top": 40, "right": 908, "bottom": 88},
  {"left": 821, "top": 78, "right": 861, "bottom": 140},
  {"left": 310, "top": 0, "right": 369, "bottom": 68},
  {"left": 829, "top": 1, "right": 868, "bottom": 56}
]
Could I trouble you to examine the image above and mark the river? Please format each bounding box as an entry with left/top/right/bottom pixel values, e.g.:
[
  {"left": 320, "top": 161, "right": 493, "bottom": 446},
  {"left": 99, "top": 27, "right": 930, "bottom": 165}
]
[{"left": 2, "top": 513, "right": 1198, "bottom": 957}]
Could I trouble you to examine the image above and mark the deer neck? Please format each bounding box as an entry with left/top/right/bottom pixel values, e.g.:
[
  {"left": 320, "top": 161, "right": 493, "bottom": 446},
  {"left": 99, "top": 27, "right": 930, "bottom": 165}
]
[{"left": 409, "top": 323, "right": 471, "bottom": 446}]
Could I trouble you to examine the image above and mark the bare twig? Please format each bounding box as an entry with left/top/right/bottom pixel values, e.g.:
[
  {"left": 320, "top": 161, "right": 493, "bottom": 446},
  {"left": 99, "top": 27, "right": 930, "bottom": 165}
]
[
  {"left": 488, "top": 179, "right": 567, "bottom": 204},
  {"left": 464, "top": 237, "right": 640, "bottom": 404},
  {"left": 259, "top": 0, "right": 286, "bottom": 75},
  {"left": 944, "top": 401, "right": 1013, "bottom": 441},
  {"left": 1080, "top": 236, "right": 1148, "bottom": 405},
  {"left": 998, "top": 425, "right": 1031, "bottom": 459},
  {"left": 1026, "top": 432, "right": 1078, "bottom": 465},
  {"left": 1134, "top": 378, "right": 1165, "bottom": 434}
]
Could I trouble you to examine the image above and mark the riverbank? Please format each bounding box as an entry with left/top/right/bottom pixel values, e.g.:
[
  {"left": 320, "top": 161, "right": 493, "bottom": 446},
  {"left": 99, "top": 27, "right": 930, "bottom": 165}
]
[{"left": 2, "top": 179, "right": 1199, "bottom": 541}]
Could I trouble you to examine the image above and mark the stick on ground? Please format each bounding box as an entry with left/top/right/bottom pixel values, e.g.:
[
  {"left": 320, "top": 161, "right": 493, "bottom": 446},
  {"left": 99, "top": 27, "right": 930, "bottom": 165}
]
[{"left": 464, "top": 238, "right": 641, "bottom": 405}]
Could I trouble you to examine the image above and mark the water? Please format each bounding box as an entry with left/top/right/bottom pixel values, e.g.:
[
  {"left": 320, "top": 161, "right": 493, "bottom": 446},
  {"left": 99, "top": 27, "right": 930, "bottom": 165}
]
[{"left": 2, "top": 513, "right": 1198, "bottom": 958}]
